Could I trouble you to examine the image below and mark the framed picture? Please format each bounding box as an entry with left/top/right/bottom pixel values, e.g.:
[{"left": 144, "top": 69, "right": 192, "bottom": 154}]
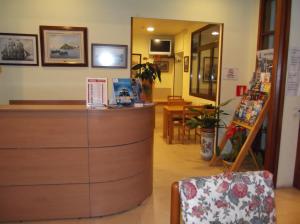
[
  {"left": 203, "top": 57, "right": 218, "bottom": 82},
  {"left": 131, "top": 53, "right": 141, "bottom": 78},
  {"left": 92, "top": 44, "right": 128, "bottom": 68},
  {"left": 184, "top": 56, "right": 189, "bottom": 72},
  {"left": 39, "top": 25, "right": 88, "bottom": 66},
  {"left": 0, "top": 33, "right": 39, "bottom": 66},
  {"left": 154, "top": 60, "right": 169, "bottom": 72}
]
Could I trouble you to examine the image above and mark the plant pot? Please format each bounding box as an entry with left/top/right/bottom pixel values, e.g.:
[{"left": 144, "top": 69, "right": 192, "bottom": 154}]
[
  {"left": 200, "top": 128, "right": 215, "bottom": 160},
  {"left": 141, "top": 80, "right": 153, "bottom": 102}
]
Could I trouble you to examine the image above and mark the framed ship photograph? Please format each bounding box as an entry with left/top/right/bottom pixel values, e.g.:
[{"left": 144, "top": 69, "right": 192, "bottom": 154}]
[
  {"left": 0, "top": 33, "right": 39, "bottom": 66},
  {"left": 39, "top": 25, "right": 88, "bottom": 66}
]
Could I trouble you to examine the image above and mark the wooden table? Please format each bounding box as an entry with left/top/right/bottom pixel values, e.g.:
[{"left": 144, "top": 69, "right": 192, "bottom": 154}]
[{"left": 163, "top": 105, "right": 185, "bottom": 144}]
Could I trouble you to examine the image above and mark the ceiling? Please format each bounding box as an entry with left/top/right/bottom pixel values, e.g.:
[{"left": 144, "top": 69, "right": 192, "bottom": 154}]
[{"left": 132, "top": 18, "right": 207, "bottom": 36}]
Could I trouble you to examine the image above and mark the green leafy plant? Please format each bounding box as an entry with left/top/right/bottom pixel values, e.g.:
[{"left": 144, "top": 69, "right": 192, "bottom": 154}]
[
  {"left": 186, "top": 99, "right": 233, "bottom": 129},
  {"left": 221, "top": 124, "right": 247, "bottom": 162},
  {"left": 131, "top": 62, "right": 161, "bottom": 84}
]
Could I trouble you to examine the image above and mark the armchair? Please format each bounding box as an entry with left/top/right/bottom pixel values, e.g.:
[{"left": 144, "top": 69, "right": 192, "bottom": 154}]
[{"left": 170, "top": 171, "right": 276, "bottom": 224}]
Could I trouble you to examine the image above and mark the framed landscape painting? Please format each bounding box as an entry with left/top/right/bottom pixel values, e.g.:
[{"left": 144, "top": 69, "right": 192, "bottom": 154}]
[
  {"left": 0, "top": 33, "right": 39, "bottom": 66},
  {"left": 154, "top": 60, "right": 169, "bottom": 72},
  {"left": 91, "top": 44, "right": 128, "bottom": 68},
  {"left": 39, "top": 26, "right": 88, "bottom": 66}
]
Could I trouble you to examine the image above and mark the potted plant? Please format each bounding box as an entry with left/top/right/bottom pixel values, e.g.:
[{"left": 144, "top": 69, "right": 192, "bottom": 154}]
[
  {"left": 186, "top": 99, "right": 232, "bottom": 160},
  {"left": 131, "top": 62, "right": 161, "bottom": 102}
]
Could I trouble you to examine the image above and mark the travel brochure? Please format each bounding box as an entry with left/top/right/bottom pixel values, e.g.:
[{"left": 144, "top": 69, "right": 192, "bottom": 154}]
[
  {"left": 233, "top": 49, "right": 273, "bottom": 126},
  {"left": 86, "top": 77, "right": 143, "bottom": 109},
  {"left": 234, "top": 91, "right": 267, "bottom": 126},
  {"left": 86, "top": 77, "right": 108, "bottom": 108},
  {"left": 112, "top": 78, "right": 142, "bottom": 105}
]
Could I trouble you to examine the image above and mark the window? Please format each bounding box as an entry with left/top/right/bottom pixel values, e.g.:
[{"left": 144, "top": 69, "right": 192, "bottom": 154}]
[
  {"left": 260, "top": 0, "right": 276, "bottom": 49},
  {"left": 189, "top": 24, "right": 221, "bottom": 101}
]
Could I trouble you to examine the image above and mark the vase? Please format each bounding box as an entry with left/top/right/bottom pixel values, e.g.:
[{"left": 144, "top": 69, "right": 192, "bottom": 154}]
[{"left": 200, "top": 128, "right": 215, "bottom": 160}]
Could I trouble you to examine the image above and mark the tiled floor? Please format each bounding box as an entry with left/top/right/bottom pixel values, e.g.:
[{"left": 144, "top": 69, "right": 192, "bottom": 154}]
[{"left": 11, "top": 109, "right": 300, "bottom": 224}]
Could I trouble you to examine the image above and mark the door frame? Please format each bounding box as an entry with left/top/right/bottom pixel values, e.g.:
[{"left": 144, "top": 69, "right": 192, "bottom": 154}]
[{"left": 258, "top": 0, "right": 292, "bottom": 186}]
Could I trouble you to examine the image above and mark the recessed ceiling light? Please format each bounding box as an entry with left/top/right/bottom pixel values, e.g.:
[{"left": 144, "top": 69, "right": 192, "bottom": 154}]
[
  {"left": 147, "top": 26, "right": 155, "bottom": 32},
  {"left": 154, "top": 39, "right": 160, "bottom": 43},
  {"left": 211, "top": 31, "right": 219, "bottom": 36}
]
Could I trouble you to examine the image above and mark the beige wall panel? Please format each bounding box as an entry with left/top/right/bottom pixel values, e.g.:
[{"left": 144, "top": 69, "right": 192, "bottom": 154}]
[
  {"left": 90, "top": 168, "right": 152, "bottom": 216},
  {"left": 0, "top": 184, "right": 90, "bottom": 222},
  {"left": 88, "top": 106, "right": 154, "bottom": 147},
  {"left": 0, "top": 148, "right": 89, "bottom": 186},
  {"left": 89, "top": 138, "right": 153, "bottom": 182},
  {"left": 0, "top": 110, "right": 88, "bottom": 148}
]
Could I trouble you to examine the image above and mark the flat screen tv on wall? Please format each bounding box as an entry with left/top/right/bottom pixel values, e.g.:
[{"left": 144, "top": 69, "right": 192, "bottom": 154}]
[{"left": 149, "top": 39, "right": 172, "bottom": 56}]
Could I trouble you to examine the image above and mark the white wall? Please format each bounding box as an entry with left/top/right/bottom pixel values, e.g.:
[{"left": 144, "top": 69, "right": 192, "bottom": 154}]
[
  {"left": 276, "top": 0, "right": 300, "bottom": 187},
  {"left": 0, "top": 0, "right": 259, "bottom": 105}
]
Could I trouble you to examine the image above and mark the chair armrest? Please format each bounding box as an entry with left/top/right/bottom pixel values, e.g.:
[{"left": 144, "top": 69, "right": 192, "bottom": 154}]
[{"left": 170, "top": 181, "right": 180, "bottom": 224}]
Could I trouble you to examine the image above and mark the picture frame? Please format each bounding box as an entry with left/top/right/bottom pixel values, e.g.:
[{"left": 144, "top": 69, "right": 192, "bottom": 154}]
[
  {"left": 39, "top": 25, "right": 88, "bottom": 66},
  {"left": 0, "top": 33, "right": 39, "bottom": 66},
  {"left": 92, "top": 43, "right": 128, "bottom": 68},
  {"left": 154, "top": 60, "right": 169, "bottom": 72},
  {"left": 131, "top": 53, "right": 141, "bottom": 78},
  {"left": 184, "top": 56, "right": 189, "bottom": 72},
  {"left": 203, "top": 57, "right": 218, "bottom": 82}
]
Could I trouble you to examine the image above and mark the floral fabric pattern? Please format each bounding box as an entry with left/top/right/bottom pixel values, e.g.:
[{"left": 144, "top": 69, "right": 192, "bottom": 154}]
[{"left": 179, "top": 171, "right": 276, "bottom": 224}]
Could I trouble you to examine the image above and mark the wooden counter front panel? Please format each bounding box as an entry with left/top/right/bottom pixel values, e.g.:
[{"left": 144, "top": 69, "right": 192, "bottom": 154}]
[
  {"left": 0, "top": 148, "right": 89, "bottom": 186},
  {"left": 89, "top": 138, "right": 153, "bottom": 182},
  {"left": 88, "top": 107, "right": 155, "bottom": 147},
  {"left": 0, "top": 111, "right": 88, "bottom": 148},
  {"left": 90, "top": 168, "right": 152, "bottom": 216},
  {"left": 0, "top": 184, "right": 90, "bottom": 222}
]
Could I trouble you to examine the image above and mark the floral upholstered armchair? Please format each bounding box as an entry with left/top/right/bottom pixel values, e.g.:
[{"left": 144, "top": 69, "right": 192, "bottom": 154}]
[{"left": 170, "top": 171, "right": 276, "bottom": 224}]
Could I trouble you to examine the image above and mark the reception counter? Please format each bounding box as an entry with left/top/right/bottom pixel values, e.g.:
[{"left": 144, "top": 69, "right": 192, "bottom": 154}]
[{"left": 0, "top": 105, "right": 154, "bottom": 222}]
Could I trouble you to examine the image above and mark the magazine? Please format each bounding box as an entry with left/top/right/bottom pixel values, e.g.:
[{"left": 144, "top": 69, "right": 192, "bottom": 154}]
[{"left": 112, "top": 78, "right": 142, "bottom": 105}]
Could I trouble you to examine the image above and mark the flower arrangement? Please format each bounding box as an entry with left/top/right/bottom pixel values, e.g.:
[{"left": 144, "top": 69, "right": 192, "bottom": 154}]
[{"left": 221, "top": 124, "right": 247, "bottom": 162}]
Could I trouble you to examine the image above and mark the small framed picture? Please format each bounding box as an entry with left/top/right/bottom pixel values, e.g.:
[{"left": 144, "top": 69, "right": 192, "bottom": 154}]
[
  {"left": 154, "top": 60, "right": 169, "bottom": 72},
  {"left": 184, "top": 56, "right": 189, "bottom": 72},
  {"left": 0, "top": 33, "right": 39, "bottom": 66},
  {"left": 92, "top": 44, "right": 128, "bottom": 68},
  {"left": 39, "top": 25, "right": 88, "bottom": 66}
]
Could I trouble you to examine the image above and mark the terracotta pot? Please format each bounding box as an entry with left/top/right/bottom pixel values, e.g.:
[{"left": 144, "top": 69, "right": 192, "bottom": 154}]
[
  {"left": 141, "top": 80, "right": 153, "bottom": 102},
  {"left": 200, "top": 128, "right": 215, "bottom": 160}
]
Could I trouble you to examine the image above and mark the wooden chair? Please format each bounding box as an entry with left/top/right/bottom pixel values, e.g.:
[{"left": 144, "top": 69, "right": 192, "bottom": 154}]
[
  {"left": 167, "top": 98, "right": 185, "bottom": 106},
  {"left": 167, "top": 95, "right": 182, "bottom": 100},
  {"left": 170, "top": 171, "right": 276, "bottom": 224},
  {"left": 179, "top": 105, "right": 205, "bottom": 144}
]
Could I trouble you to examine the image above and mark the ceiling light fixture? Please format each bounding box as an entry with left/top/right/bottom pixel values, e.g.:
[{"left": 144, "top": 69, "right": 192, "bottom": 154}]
[
  {"left": 147, "top": 26, "right": 155, "bottom": 32},
  {"left": 211, "top": 31, "right": 219, "bottom": 36}
]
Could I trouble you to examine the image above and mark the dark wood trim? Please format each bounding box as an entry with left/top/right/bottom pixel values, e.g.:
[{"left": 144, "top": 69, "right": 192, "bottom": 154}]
[
  {"left": 293, "top": 121, "right": 300, "bottom": 189},
  {"left": 170, "top": 182, "right": 180, "bottom": 224},
  {"left": 264, "top": 0, "right": 291, "bottom": 186},
  {"left": 9, "top": 100, "right": 86, "bottom": 105},
  {"left": 39, "top": 25, "right": 88, "bottom": 67}
]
